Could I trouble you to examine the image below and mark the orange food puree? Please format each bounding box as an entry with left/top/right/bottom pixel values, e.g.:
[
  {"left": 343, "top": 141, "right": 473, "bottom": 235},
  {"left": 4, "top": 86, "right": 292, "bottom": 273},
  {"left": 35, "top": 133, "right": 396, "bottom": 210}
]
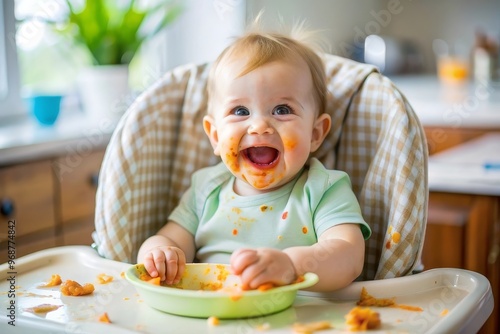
[
  {"left": 357, "top": 287, "right": 422, "bottom": 312},
  {"left": 60, "top": 280, "right": 95, "bottom": 296},
  {"left": 24, "top": 304, "right": 61, "bottom": 314},
  {"left": 97, "top": 273, "right": 114, "bottom": 284},
  {"left": 39, "top": 274, "right": 62, "bottom": 287},
  {"left": 99, "top": 312, "right": 112, "bottom": 323},
  {"left": 345, "top": 306, "right": 381, "bottom": 331},
  {"left": 135, "top": 264, "right": 303, "bottom": 295}
]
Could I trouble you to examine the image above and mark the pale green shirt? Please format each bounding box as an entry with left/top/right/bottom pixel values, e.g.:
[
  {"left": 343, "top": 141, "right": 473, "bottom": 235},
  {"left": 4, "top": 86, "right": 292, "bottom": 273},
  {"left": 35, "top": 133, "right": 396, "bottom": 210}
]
[{"left": 169, "top": 158, "right": 371, "bottom": 263}]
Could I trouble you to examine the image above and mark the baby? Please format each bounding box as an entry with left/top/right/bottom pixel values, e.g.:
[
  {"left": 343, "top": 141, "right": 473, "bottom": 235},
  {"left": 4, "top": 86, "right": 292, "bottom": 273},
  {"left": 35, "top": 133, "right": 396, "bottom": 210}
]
[{"left": 138, "top": 28, "right": 371, "bottom": 292}]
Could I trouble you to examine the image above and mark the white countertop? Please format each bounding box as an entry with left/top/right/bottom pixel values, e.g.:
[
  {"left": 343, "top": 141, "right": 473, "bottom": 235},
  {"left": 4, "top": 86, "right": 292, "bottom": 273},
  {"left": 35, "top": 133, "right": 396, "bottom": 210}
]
[
  {"left": 0, "top": 111, "right": 118, "bottom": 166},
  {"left": 428, "top": 132, "right": 500, "bottom": 196},
  {"left": 390, "top": 75, "right": 500, "bottom": 128}
]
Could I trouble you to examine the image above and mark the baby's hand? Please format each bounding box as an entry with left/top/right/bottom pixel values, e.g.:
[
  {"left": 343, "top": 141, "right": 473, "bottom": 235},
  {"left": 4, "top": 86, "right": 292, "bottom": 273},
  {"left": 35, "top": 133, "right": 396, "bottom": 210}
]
[
  {"left": 143, "top": 246, "right": 186, "bottom": 285},
  {"left": 230, "top": 248, "right": 297, "bottom": 289}
]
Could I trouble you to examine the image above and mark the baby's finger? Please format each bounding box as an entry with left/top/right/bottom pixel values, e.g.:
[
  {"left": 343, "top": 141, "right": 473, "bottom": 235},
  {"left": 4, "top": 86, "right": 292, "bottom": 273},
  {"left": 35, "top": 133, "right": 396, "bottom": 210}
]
[
  {"left": 152, "top": 250, "right": 167, "bottom": 281},
  {"left": 165, "top": 249, "right": 179, "bottom": 284},
  {"left": 174, "top": 251, "right": 186, "bottom": 284},
  {"left": 230, "top": 249, "right": 259, "bottom": 275},
  {"left": 143, "top": 252, "right": 160, "bottom": 278}
]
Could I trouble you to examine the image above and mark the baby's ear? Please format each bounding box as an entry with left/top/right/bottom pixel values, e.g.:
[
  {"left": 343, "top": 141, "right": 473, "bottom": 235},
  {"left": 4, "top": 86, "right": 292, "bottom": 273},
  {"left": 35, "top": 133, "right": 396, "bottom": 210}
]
[
  {"left": 203, "top": 115, "right": 220, "bottom": 155},
  {"left": 310, "top": 113, "right": 331, "bottom": 153}
]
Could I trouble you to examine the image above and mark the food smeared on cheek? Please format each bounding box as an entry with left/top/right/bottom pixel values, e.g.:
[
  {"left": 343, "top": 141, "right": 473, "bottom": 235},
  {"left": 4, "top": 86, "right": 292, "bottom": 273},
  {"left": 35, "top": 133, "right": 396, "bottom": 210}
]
[
  {"left": 283, "top": 137, "right": 297, "bottom": 151},
  {"left": 222, "top": 138, "right": 240, "bottom": 173}
]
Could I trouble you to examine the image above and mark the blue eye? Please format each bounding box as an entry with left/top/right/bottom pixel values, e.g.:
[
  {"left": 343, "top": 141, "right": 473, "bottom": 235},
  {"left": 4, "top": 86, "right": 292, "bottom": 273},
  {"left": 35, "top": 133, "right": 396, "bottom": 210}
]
[
  {"left": 232, "top": 106, "right": 249, "bottom": 116},
  {"left": 273, "top": 105, "right": 292, "bottom": 115}
]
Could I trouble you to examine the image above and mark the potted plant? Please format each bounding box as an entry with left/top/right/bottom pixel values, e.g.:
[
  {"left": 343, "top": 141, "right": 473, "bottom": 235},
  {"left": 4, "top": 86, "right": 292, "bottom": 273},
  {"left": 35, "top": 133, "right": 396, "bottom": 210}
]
[{"left": 56, "top": 0, "right": 183, "bottom": 119}]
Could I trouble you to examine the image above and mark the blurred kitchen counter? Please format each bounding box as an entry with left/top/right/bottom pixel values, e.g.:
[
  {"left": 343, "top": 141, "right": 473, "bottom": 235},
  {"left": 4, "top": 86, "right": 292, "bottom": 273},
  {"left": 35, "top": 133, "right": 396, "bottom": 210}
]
[
  {"left": 0, "top": 111, "right": 117, "bottom": 166},
  {"left": 394, "top": 75, "right": 500, "bottom": 334},
  {"left": 390, "top": 75, "right": 500, "bottom": 128},
  {"left": 0, "top": 111, "right": 118, "bottom": 258}
]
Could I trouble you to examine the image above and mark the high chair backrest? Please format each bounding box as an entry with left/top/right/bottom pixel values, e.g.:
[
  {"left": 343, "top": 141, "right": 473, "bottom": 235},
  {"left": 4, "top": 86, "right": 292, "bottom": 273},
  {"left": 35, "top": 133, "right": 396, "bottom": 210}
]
[{"left": 93, "top": 54, "right": 428, "bottom": 281}]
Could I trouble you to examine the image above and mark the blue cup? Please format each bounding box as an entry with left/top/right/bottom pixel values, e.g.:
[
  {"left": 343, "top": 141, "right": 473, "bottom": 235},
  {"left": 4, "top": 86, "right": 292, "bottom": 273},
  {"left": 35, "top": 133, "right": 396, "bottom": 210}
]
[{"left": 30, "top": 95, "right": 63, "bottom": 125}]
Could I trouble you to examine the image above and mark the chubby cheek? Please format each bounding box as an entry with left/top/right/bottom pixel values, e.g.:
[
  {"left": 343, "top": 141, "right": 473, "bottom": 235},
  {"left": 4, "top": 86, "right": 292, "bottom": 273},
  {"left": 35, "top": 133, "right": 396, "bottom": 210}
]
[
  {"left": 220, "top": 137, "right": 240, "bottom": 173},
  {"left": 283, "top": 134, "right": 310, "bottom": 163},
  {"left": 283, "top": 137, "right": 298, "bottom": 151}
]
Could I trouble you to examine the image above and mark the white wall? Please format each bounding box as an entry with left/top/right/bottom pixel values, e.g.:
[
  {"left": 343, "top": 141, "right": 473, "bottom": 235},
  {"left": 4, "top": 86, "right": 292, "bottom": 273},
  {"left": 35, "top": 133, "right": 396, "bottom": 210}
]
[
  {"left": 246, "top": 0, "right": 500, "bottom": 73},
  {"left": 162, "top": 0, "right": 246, "bottom": 70}
]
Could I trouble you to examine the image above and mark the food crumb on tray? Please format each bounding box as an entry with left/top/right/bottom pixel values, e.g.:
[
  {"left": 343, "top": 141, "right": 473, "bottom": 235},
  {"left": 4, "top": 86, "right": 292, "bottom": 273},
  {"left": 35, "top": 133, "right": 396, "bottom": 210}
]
[
  {"left": 38, "top": 274, "right": 62, "bottom": 288},
  {"left": 357, "top": 287, "right": 423, "bottom": 312},
  {"left": 292, "top": 320, "right": 332, "bottom": 333},
  {"left": 207, "top": 316, "right": 220, "bottom": 326},
  {"left": 97, "top": 273, "right": 114, "bottom": 284},
  {"left": 345, "top": 306, "right": 381, "bottom": 331},
  {"left": 256, "top": 322, "right": 270, "bottom": 331},
  {"left": 60, "top": 280, "right": 95, "bottom": 296},
  {"left": 24, "top": 304, "right": 62, "bottom": 314},
  {"left": 99, "top": 312, "right": 112, "bottom": 323}
]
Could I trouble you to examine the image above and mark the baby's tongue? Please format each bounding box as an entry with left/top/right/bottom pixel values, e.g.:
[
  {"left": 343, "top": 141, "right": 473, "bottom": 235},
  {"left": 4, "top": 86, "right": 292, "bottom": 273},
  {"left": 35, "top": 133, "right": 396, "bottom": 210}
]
[{"left": 246, "top": 147, "right": 278, "bottom": 165}]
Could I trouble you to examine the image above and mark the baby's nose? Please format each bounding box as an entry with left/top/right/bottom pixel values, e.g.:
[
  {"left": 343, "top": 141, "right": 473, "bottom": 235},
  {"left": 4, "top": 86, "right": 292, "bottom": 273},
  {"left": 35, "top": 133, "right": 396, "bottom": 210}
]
[{"left": 248, "top": 117, "right": 274, "bottom": 135}]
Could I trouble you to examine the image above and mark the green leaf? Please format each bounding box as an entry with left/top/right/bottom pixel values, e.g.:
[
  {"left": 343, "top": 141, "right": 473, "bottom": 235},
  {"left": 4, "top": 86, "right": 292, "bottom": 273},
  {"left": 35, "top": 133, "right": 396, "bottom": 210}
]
[{"left": 58, "top": 0, "right": 182, "bottom": 65}]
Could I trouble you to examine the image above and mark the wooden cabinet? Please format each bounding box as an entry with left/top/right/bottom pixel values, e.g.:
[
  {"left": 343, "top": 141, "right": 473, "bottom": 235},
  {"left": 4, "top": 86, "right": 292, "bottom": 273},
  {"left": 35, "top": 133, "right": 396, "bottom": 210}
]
[
  {"left": 56, "top": 150, "right": 105, "bottom": 246},
  {"left": 0, "top": 161, "right": 58, "bottom": 257},
  {"left": 423, "top": 127, "right": 500, "bottom": 334},
  {"left": 0, "top": 150, "right": 105, "bottom": 257}
]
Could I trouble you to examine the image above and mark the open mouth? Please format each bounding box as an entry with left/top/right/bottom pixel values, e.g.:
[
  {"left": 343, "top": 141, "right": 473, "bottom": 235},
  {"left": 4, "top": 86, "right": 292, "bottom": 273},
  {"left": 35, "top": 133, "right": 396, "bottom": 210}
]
[{"left": 242, "top": 146, "right": 280, "bottom": 167}]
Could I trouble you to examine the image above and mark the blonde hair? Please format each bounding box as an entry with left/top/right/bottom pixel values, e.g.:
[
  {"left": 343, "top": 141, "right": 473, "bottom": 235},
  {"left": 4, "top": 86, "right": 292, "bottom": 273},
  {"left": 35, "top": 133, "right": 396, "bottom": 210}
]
[{"left": 207, "top": 21, "right": 327, "bottom": 115}]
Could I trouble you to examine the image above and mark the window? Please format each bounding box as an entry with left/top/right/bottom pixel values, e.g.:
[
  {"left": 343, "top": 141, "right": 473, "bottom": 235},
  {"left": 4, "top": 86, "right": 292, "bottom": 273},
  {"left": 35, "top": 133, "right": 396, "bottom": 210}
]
[
  {"left": 0, "top": 0, "right": 25, "bottom": 119},
  {"left": 1, "top": 0, "right": 246, "bottom": 123}
]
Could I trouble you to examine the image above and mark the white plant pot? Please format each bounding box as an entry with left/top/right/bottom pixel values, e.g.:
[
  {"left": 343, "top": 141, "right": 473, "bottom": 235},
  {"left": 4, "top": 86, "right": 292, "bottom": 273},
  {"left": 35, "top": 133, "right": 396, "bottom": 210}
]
[{"left": 77, "top": 65, "right": 130, "bottom": 121}]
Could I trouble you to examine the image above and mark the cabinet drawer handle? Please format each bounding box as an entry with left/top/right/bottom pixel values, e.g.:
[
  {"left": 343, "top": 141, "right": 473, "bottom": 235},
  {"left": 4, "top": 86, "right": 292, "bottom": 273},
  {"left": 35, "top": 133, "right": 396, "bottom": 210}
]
[
  {"left": 0, "top": 198, "right": 15, "bottom": 217},
  {"left": 89, "top": 173, "right": 99, "bottom": 187},
  {"left": 488, "top": 244, "right": 499, "bottom": 265}
]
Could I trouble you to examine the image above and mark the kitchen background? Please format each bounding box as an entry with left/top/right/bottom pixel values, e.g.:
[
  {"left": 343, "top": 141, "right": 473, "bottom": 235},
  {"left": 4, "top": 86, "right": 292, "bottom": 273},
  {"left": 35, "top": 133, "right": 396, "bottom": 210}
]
[
  {"left": 4, "top": 0, "right": 500, "bottom": 119},
  {"left": 1, "top": 1, "right": 500, "bottom": 333}
]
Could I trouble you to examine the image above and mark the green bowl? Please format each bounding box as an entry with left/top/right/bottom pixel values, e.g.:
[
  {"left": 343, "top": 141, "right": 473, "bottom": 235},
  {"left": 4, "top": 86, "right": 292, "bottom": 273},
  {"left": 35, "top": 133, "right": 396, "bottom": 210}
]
[{"left": 125, "top": 263, "right": 318, "bottom": 319}]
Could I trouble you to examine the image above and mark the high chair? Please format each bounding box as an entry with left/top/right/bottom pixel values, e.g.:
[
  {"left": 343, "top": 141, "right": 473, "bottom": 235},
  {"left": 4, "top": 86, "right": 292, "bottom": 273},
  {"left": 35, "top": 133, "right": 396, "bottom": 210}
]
[{"left": 93, "top": 54, "right": 428, "bottom": 281}]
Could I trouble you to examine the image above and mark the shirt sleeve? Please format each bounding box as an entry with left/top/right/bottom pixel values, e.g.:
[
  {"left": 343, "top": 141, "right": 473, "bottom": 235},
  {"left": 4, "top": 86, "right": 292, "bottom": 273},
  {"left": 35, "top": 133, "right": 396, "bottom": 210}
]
[
  {"left": 306, "top": 158, "right": 371, "bottom": 239},
  {"left": 313, "top": 175, "right": 371, "bottom": 239},
  {"left": 168, "top": 183, "right": 199, "bottom": 235}
]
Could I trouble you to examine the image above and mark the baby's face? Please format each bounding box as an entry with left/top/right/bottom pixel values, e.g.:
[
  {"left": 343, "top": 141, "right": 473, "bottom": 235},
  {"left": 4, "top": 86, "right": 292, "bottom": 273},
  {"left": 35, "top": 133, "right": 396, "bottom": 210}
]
[{"left": 204, "top": 57, "right": 330, "bottom": 195}]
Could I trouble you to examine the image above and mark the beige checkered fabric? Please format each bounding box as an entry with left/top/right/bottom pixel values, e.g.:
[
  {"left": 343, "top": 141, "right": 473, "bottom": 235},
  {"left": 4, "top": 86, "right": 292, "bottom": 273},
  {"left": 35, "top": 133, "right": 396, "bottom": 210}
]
[{"left": 93, "top": 54, "right": 428, "bottom": 281}]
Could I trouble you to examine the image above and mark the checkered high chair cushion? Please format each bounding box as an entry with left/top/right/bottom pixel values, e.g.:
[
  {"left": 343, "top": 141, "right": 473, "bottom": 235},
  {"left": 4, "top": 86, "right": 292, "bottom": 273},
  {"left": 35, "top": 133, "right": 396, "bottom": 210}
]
[{"left": 93, "top": 54, "right": 428, "bottom": 281}]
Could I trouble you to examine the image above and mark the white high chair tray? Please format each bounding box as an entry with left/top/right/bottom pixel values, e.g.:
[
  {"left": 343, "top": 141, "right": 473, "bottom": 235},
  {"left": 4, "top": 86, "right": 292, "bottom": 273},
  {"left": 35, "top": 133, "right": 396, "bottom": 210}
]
[{"left": 0, "top": 246, "right": 493, "bottom": 334}]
